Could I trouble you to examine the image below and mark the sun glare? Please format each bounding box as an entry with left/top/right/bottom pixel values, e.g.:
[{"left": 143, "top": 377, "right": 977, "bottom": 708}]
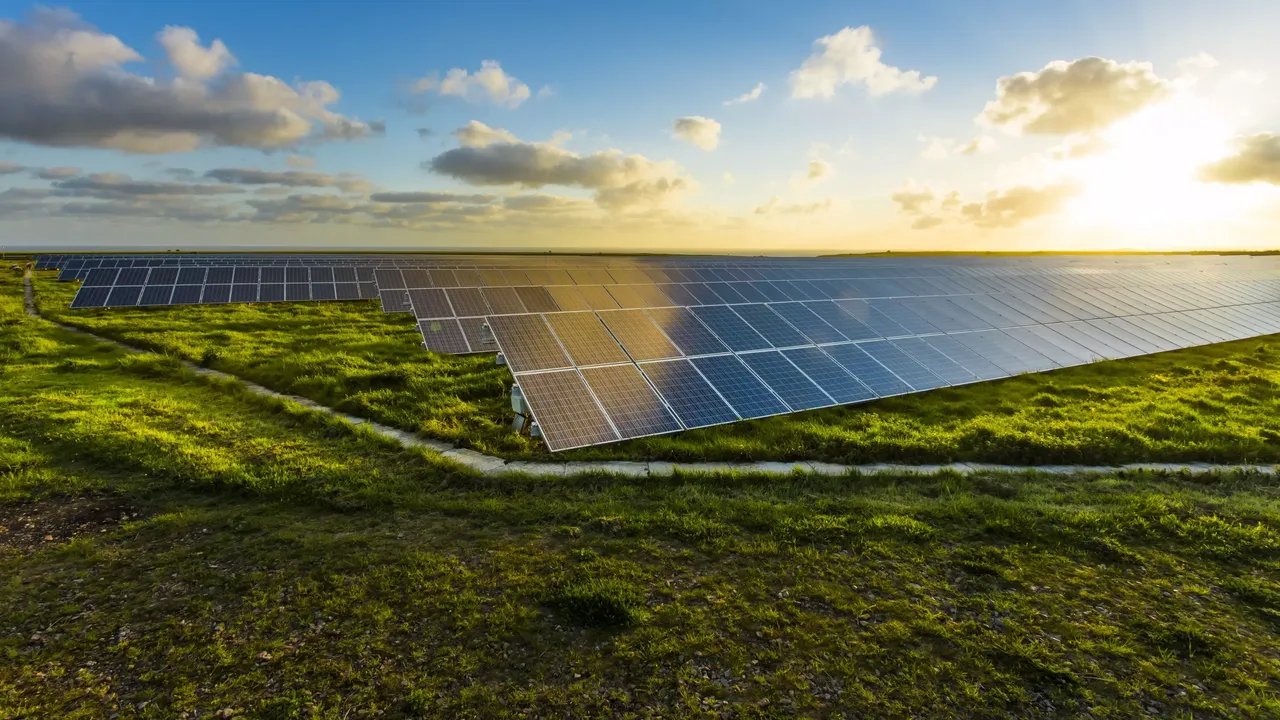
[{"left": 1065, "top": 97, "right": 1272, "bottom": 240}]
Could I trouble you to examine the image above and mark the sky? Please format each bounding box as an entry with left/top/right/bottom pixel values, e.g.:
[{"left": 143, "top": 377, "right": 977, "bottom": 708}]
[{"left": 1, "top": 0, "right": 1279, "bottom": 254}]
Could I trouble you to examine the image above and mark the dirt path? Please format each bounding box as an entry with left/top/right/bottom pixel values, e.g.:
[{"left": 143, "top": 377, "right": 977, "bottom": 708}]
[{"left": 22, "top": 272, "right": 1278, "bottom": 479}]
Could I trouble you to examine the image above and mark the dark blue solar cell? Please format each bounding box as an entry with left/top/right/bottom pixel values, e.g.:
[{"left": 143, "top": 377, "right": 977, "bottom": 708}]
[
  {"left": 419, "top": 318, "right": 471, "bottom": 354},
  {"left": 689, "top": 305, "right": 771, "bottom": 351},
  {"left": 311, "top": 283, "right": 337, "bottom": 301},
  {"left": 285, "top": 283, "right": 310, "bottom": 302},
  {"left": 285, "top": 267, "right": 309, "bottom": 283},
  {"left": 684, "top": 283, "right": 725, "bottom": 305},
  {"left": 751, "top": 282, "right": 792, "bottom": 302},
  {"left": 233, "top": 267, "right": 259, "bottom": 284},
  {"left": 71, "top": 286, "right": 111, "bottom": 308},
  {"left": 656, "top": 283, "right": 699, "bottom": 306},
  {"left": 104, "top": 286, "right": 142, "bottom": 307},
  {"left": 821, "top": 343, "right": 913, "bottom": 397},
  {"left": 335, "top": 283, "right": 360, "bottom": 300},
  {"left": 690, "top": 354, "right": 789, "bottom": 419},
  {"left": 177, "top": 268, "right": 206, "bottom": 285},
  {"left": 171, "top": 285, "right": 203, "bottom": 305},
  {"left": 640, "top": 359, "right": 739, "bottom": 428},
  {"left": 334, "top": 267, "right": 358, "bottom": 283},
  {"left": 919, "top": 334, "right": 1008, "bottom": 381},
  {"left": 739, "top": 351, "right": 833, "bottom": 411},
  {"left": 116, "top": 268, "right": 149, "bottom": 285},
  {"left": 706, "top": 283, "right": 748, "bottom": 304},
  {"left": 206, "top": 267, "right": 234, "bottom": 284},
  {"left": 802, "top": 301, "right": 880, "bottom": 341},
  {"left": 260, "top": 284, "right": 286, "bottom": 302},
  {"left": 139, "top": 285, "right": 174, "bottom": 306},
  {"left": 645, "top": 307, "right": 729, "bottom": 356},
  {"left": 202, "top": 284, "right": 232, "bottom": 304},
  {"left": 310, "top": 267, "right": 334, "bottom": 283},
  {"left": 230, "top": 285, "right": 258, "bottom": 303},
  {"left": 767, "top": 302, "right": 846, "bottom": 344},
  {"left": 731, "top": 304, "right": 809, "bottom": 348},
  {"left": 890, "top": 337, "right": 978, "bottom": 385},
  {"left": 859, "top": 340, "right": 948, "bottom": 390},
  {"left": 261, "top": 267, "right": 286, "bottom": 284},
  {"left": 83, "top": 268, "right": 118, "bottom": 287},
  {"left": 728, "top": 282, "right": 769, "bottom": 303},
  {"left": 781, "top": 347, "right": 875, "bottom": 404}
]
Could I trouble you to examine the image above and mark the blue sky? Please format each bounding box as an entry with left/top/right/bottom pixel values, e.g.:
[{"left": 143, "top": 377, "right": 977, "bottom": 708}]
[{"left": 1, "top": 0, "right": 1278, "bottom": 252}]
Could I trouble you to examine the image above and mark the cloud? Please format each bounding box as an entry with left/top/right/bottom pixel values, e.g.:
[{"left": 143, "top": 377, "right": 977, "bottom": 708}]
[
  {"left": 979, "top": 57, "right": 1171, "bottom": 135},
  {"left": 410, "top": 60, "right": 532, "bottom": 108},
  {"left": 453, "top": 120, "right": 519, "bottom": 148},
  {"left": 959, "top": 183, "right": 1081, "bottom": 228},
  {"left": 157, "top": 26, "right": 234, "bottom": 81},
  {"left": 911, "top": 215, "right": 944, "bottom": 230},
  {"left": 807, "top": 159, "right": 833, "bottom": 180},
  {"left": 672, "top": 116, "right": 721, "bottom": 151},
  {"left": 416, "top": 127, "right": 434, "bottom": 139},
  {"left": 52, "top": 172, "right": 241, "bottom": 199},
  {"left": 956, "top": 135, "right": 997, "bottom": 156},
  {"left": 285, "top": 155, "right": 315, "bottom": 168},
  {"left": 34, "top": 166, "right": 81, "bottom": 179},
  {"left": 1051, "top": 134, "right": 1109, "bottom": 160},
  {"left": 427, "top": 126, "right": 690, "bottom": 210},
  {"left": 502, "top": 193, "right": 592, "bottom": 213},
  {"left": 789, "top": 26, "right": 936, "bottom": 98},
  {"left": 204, "top": 167, "right": 371, "bottom": 193},
  {"left": 1197, "top": 133, "right": 1280, "bottom": 184},
  {"left": 0, "top": 8, "right": 380, "bottom": 153},
  {"left": 1177, "top": 52, "right": 1219, "bottom": 77},
  {"left": 0, "top": 161, "right": 22, "bottom": 175},
  {"left": 890, "top": 183, "right": 935, "bottom": 214},
  {"left": 722, "top": 172, "right": 735, "bottom": 185},
  {"left": 369, "top": 191, "right": 496, "bottom": 204},
  {"left": 921, "top": 134, "right": 999, "bottom": 160},
  {"left": 724, "top": 82, "right": 765, "bottom": 105},
  {"left": 754, "top": 197, "right": 832, "bottom": 215}
]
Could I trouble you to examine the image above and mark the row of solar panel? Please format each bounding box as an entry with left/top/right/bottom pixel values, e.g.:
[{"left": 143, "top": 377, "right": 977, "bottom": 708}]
[
  {"left": 480, "top": 296, "right": 1280, "bottom": 376},
  {"left": 512, "top": 300, "right": 1280, "bottom": 450},
  {"left": 77, "top": 266, "right": 377, "bottom": 286},
  {"left": 409, "top": 283, "right": 1280, "bottom": 358},
  {"left": 71, "top": 282, "right": 380, "bottom": 308}
]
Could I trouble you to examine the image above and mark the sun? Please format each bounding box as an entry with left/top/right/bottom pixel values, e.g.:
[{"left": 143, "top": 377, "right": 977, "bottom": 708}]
[{"left": 1064, "top": 96, "right": 1271, "bottom": 240}]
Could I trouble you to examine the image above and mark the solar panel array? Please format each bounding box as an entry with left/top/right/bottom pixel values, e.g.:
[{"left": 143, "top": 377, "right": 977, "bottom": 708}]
[{"left": 36, "top": 252, "right": 1280, "bottom": 452}]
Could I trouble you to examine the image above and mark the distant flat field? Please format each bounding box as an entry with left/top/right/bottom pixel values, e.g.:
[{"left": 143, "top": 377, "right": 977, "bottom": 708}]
[{"left": 31, "top": 271, "right": 1280, "bottom": 465}]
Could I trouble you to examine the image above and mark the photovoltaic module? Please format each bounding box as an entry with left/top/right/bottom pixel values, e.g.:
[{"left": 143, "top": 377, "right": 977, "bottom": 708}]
[{"left": 40, "top": 252, "right": 1280, "bottom": 451}]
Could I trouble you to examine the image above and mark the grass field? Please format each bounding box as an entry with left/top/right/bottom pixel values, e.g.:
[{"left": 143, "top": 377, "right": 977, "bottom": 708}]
[
  {"left": 32, "top": 271, "right": 1280, "bottom": 465},
  {"left": 5, "top": 266, "right": 1280, "bottom": 717}
]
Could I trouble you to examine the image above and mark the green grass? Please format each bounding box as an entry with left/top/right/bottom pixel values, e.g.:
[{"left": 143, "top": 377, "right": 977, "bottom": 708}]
[
  {"left": 33, "top": 270, "right": 1280, "bottom": 465},
  {"left": 5, "top": 268, "right": 1280, "bottom": 716}
]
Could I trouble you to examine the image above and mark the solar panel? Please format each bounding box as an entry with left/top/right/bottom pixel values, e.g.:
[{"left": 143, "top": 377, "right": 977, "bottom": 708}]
[
  {"left": 544, "top": 312, "right": 630, "bottom": 366},
  {"left": 690, "top": 354, "right": 789, "bottom": 419},
  {"left": 821, "top": 343, "right": 913, "bottom": 397},
  {"left": 597, "top": 309, "right": 682, "bottom": 361},
  {"left": 731, "top": 304, "right": 809, "bottom": 348},
  {"left": 781, "top": 347, "right": 876, "bottom": 404},
  {"left": 419, "top": 319, "right": 471, "bottom": 354},
  {"left": 740, "top": 351, "right": 835, "bottom": 411},
  {"left": 486, "top": 314, "right": 572, "bottom": 372},
  {"left": 580, "top": 364, "right": 682, "bottom": 439},
  {"left": 689, "top": 305, "right": 771, "bottom": 351},
  {"left": 644, "top": 307, "right": 729, "bottom": 356},
  {"left": 47, "top": 251, "right": 1280, "bottom": 452},
  {"left": 639, "top": 359, "right": 739, "bottom": 428},
  {"left": 516, "top": 370, "right": 619, "bottom": 451}
]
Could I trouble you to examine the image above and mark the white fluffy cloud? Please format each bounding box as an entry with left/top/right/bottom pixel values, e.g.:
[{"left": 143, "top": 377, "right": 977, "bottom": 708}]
[
  {"left": 960, "top": 183, "right": 1081, "bottom": 228},
  {"left": 724, "top": 82, "right": 765, "bottom": 105},
  {"left": 0, "top": 8, "right": 381, "bottom": 153},
  {"left": 157, "top": 26, "right": 234, "bottom": 80},
  {"left": 890, "top": 183, "right": 935, "bottom": 214},
  {"left": 285, "top": 155, "right": 315, "bottom": 168},
  {"left": 920, "top": 135, "right": 998, "bottom": 159},
  {"left": 672, "top": 116, "right": 721, "bottom": 151},
  {"left": 411, "top": 60, "right": 532, "bottom": 108},
  {"left": 428, "top": 125, "right": 691, "bottom": 211},
  {"left": 790, "top": 26, "right": 937, "bottom": 98},
  {"left": 979, "top": 57, "right": 1171, "bottom": 135},
  {"left": 1197, "top": 133, "right": 1280, "bottom": 184},
  {"left": 453, "top": 120, "right": 519, "bottom": 148},
  {"left": 754, "top": 197, "right": 832, "bottom": 215}
]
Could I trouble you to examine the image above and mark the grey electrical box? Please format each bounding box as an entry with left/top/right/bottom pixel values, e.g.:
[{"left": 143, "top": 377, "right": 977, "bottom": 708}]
[{"left": 510, "top": 385, "right": 527, "bottom": 414}]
